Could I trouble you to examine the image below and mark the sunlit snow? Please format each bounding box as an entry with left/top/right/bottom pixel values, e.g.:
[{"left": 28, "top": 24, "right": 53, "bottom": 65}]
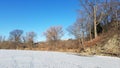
[{"left": 0, "top": 50, "right": 120, "bottom": 68}]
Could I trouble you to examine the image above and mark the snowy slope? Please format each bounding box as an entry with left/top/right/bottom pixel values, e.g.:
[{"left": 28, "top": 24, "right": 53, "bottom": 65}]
[{"left": 0, "top": 50, "right": 120, "bottom": 68}]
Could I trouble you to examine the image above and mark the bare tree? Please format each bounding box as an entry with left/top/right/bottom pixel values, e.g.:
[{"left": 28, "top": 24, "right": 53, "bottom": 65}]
[
  {"left": 0, "top": 36, "right": 5, "bottom": 43},
  {"left": 79, "top": 0, "right": 108, "bottom": 38},
  {"left": 9, "top": 29, "right": 23, "bottom": 48},
  {"left": 100, "top": 0, "right": 120, "bottom": 32},
  {"left": 9, "top": 29, "right": 23, "bottom": 42},
  {"left": 110, "top": 0, "right": 120, "bottom": 28},
  {"left": 67, "top": 21, "right": 82, "bottom": 39},
  {"left": 26, "top": 32, "right": 36, "bottom": 49},
  {"left": 86, "top": 19, "right": 93, "bottom": 41},
  {"left": 44, "top": 26, "right": 64, "bottom": 45},
  {"left": 67, "top": 16, "right": 87, "bottom": 49},
  {"left": 0, "top": 36, "right": 5, "bottom": 48}
]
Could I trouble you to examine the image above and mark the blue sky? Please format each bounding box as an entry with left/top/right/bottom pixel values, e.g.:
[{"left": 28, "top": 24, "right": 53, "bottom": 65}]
[{"left": 0, "top": 0, "right": 79, "bottom": 41}]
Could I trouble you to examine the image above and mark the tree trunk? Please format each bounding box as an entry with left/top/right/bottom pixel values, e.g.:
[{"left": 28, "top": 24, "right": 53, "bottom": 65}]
[
  {"left": 116, "top": 10, "right": 118, "bottom": 30},
  {"left": 82, "top": 31, "right": 84, "bottom": 49},
  {"left": 94, "top": 5, "right": 97, "bottom": 38},
  {"left": 89, "top": 24, "right": 92, "bottom": 41}
]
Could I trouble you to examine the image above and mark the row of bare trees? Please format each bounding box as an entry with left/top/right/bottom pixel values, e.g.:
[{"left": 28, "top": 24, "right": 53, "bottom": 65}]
[
  {"left": 0, "top": 29, "right": 36, "bottom": 49},
  {"left": 0, "top": 26, "right": 64, "bottom": 49}
]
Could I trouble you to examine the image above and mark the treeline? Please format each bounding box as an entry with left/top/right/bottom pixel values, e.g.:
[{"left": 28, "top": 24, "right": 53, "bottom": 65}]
[
  {"left": 0, "top": 30, "right": 36, "bottom": 49},
  {"left": 0, "top": 0, "right": 120, "bottom": 51}
]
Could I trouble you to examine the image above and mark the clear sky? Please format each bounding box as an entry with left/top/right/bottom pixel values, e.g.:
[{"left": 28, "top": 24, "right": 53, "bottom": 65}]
[{"left": 0, "top": 0, "right": 79, "bottom": 41}]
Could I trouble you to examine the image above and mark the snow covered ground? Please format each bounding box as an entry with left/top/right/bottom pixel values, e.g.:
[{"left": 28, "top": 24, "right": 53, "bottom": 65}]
[{"left": 0, "top": 50, "right": 120, "bottom": 68}]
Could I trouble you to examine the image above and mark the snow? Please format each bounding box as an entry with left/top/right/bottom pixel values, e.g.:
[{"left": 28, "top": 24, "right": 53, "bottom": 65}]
[{"left": 0, "top": 50, "right": 120, "bottom": 68}]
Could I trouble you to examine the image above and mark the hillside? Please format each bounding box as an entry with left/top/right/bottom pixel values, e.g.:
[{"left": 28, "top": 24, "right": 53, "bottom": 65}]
[{"left": 81, "top": 27, "right": 120, "bottom": 57}]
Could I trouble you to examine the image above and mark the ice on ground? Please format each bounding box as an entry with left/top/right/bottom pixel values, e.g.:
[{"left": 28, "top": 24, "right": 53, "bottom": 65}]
[{"left": 0, "top": 50, "right": 120, "bottom": 68}]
